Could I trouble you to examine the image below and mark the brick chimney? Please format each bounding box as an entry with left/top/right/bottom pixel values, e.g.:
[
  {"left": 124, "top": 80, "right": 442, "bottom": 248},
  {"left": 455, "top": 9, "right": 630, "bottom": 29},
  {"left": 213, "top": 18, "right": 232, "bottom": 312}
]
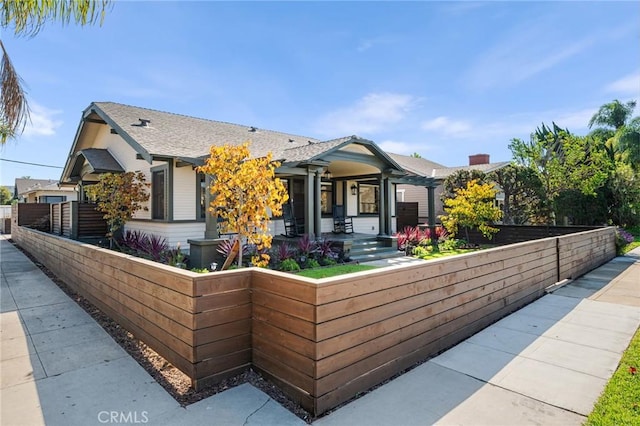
[{"left": 469, "top": 153, "right": 490, "bottom": 166}]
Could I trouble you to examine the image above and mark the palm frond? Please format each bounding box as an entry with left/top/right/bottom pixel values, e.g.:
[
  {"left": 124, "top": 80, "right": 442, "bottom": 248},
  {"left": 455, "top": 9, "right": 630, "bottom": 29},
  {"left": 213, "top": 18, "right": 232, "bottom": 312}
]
[{"left": 0, "top": 40, "right": 30, "bottom": 144}]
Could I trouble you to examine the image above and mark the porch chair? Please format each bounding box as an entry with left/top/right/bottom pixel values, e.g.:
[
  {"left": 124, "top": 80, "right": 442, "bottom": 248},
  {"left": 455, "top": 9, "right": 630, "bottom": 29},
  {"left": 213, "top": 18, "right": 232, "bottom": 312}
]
[
  {"left": 332, "top": 205, "right": 353, "bottom": 234},
  {"left": 282, "top": 202, "right": 304, "bottom": 237}
]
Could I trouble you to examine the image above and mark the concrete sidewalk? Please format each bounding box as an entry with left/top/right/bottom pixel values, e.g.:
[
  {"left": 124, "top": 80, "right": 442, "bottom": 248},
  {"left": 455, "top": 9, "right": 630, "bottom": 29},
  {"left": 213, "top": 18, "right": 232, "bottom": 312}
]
[{"left": 1, "top": 233, "right": 639, "bottom": 425}]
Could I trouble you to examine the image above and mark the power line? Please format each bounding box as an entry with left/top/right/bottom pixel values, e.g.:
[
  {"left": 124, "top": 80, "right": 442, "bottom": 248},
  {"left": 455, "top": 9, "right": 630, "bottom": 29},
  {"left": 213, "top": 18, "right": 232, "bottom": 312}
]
[{"left": 0, "top": 158, "right": 63, "bottom": 169}]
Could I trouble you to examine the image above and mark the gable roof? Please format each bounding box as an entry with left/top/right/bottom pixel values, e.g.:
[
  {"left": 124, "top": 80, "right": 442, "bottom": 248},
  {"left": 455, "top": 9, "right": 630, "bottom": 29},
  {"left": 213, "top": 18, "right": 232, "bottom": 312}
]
[
  {"left": 388, "top": 153, "right": 446, "bottom": 177},
  {"left": 432, "top": 161, "right": 511, "bottom": 180},
  {"left": 14, "top": 178, "right": 59, "bottom": 196},
  {"left": 87, "top": 102, "right": 322, "bottom": 162}
]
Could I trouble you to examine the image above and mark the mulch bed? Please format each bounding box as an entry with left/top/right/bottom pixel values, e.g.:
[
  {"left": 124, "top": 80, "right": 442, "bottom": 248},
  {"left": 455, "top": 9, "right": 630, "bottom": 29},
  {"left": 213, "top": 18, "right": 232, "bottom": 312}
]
[{"left": 8, "top": 239, "right": 315, "bottom": 423}]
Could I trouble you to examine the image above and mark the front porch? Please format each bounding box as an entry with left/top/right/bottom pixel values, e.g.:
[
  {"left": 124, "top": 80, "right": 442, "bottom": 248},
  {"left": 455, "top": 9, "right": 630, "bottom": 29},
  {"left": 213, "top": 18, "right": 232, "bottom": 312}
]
[{"left": 273, "top": 231, "right": 403, "bottom": 263}]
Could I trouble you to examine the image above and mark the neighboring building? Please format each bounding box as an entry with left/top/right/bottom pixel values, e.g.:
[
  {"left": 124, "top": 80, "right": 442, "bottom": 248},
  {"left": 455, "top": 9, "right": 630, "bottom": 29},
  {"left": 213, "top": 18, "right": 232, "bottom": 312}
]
[
  {"left": 392, "top": 153, "right": 510, "bottom": 224},
  {"left": 59, "top": 102, "right": 435, "bottom": 248},
  {"left": 14, "top": 178, "right": 77, "bottom": 203}
]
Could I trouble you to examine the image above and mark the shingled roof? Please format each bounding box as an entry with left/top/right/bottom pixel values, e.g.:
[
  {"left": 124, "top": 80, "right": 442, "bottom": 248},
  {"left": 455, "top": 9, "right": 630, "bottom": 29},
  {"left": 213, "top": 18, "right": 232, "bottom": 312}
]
[
  {"left": 90, "top": 102, "right": 323, "bottom": 162},
  {"left": 14, "top": 178, "right": 59, "bottom": 196},
  {"left": 388, "top": 153, "right": 446, "bottom": 177},
  {"left": 431, "top": 161, "right": 511, "bottom": 180}
]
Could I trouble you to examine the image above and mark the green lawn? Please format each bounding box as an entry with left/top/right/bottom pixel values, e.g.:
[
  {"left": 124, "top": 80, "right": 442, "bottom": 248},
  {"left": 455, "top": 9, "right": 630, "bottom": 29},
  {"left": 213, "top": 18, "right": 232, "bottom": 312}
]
[
  {"left": 415, "top": 248, "right": 478, "bottom": 260},
  {"left": 297, "top": 264, "right": 378, "bottom": 279},
  {"left": 585, "top": 327, "right": 640, "bottom": 425}
]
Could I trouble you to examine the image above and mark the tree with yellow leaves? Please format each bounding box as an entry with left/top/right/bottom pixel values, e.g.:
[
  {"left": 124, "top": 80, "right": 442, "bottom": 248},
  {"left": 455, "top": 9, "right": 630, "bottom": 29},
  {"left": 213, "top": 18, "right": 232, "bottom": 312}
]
[
  {"left": 440, "top": 179, "right": 502, "bottom": 241},
  {"left": 197, "top": 142, "right": 288, "bottom": 268}
]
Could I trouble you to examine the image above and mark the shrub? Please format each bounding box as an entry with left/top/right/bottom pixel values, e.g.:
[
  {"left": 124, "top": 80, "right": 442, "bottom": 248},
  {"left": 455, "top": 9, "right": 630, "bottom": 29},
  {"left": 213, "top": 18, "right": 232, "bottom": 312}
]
[
  {"left": 316, "top": 239, "right": 338, "bottom": 262},
  {"left": 412, "top": 245, "right": 433, "bottom": 259},
  {"left": 217, "top": 238, "right": 249, "bottom": 264},
  {"left": 441, "top": 238, "right": 466, "bottom": 251},
  {"left": 274, "top": 242, "right": 296, "bottom": 262},
  {"left": 279, "top": 258, "right": 301, "bottom": 272},
  {"left": 303, "top": 258, "right": 321, "bottom": 269},
  {"left": 615, "top": 228, "right": 635, "bottom": 255},
  {"left": 320, "top": 256, "right": 337, "bottom": 266},
  {"left": 296, "top": 234, "right": 317, "bottom": 264},
  {"left": 118, "top": 230, "right": 169, "bottom": 262}
]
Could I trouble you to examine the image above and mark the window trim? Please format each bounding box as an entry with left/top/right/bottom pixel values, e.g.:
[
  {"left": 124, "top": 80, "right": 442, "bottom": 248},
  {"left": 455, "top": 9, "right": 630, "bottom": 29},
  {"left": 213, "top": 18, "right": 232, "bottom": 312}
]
[
  {"left": 197, "top": 172, "right": 207, "bottom": 222},
  {"left": 320, "top": 181, "right": 334, "bottom": 217},
  {"left": 151, "top": 164, "right": 169, "bottom": 221},
  {"left": 358, "top": 182, "right": 380, "bottom": 215}
]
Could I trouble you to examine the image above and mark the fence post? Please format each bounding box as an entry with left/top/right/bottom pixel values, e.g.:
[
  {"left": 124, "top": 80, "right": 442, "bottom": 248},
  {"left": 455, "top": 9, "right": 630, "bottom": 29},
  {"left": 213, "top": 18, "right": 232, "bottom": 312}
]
[
  {"left": 70, "top": 201, "right": 78, "bottom": 240},
  {"left": 556, "top": 237, "right": 560, "bottom": 282}
]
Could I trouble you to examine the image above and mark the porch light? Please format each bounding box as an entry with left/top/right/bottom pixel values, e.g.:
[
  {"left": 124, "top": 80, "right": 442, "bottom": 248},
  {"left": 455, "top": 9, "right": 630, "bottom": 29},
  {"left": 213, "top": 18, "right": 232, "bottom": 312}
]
[
  {"left": 323, "top": 169, "right": 332, "bottom": 180},
  {"left": 351, "top": 183, "right": 358, "bottom": 195}
]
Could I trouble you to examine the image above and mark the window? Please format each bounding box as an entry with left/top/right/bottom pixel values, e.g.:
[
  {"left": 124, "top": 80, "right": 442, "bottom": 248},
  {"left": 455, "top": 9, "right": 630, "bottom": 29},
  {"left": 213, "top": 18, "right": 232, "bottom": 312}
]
[
  {"left": 359, "top": 184, "right": 379, "bottom": 214},
  {"left": 198, "top": 173, "right": 207, "bottom": 220},
  {"left": 152, "top": 169, "right": 166, "bottom": 220},
  {"left": 40, "top": 196, "right": 66, "bottom": 203},
  {"left": 321, "top": 183, "right": 333, "bottom": 215}
]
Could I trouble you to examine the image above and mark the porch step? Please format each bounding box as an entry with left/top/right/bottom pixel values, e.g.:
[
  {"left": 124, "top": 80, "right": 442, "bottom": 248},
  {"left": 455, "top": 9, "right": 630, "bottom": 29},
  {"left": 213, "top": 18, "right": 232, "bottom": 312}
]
[{"left": 349, "top": 239, "right": 405, "bottom": 263}]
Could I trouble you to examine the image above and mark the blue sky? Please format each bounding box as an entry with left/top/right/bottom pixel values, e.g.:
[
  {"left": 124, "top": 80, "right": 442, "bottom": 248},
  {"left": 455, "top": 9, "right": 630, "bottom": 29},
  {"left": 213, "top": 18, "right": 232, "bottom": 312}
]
[{"left": 1, "top": 1, "right": 639, "bottom": 185}]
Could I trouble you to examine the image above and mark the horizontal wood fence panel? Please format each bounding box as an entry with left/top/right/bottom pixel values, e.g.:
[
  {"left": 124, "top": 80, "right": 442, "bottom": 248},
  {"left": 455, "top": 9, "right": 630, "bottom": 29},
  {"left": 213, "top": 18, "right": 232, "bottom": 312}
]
[
  {"left": 251, "top": 270, "right": 318, "bottom": 304},
  {"left": 252, "top": 290, "right": 316, "bottom": 322},
  {"left": 12, "top": 224, "right": 615, "bottom": 417},
  {"left": 252, "top": 304, "right": 316, "bottom": 341},
  {"left": 194, "top": 272, "right": 252, "bottom": 297},
  {"left": 194, "top": 304, "right": 252, "bottom": 329},
  {"left": 194, "top": 348, "right": 252, "bottom": 381},
  {"left": 252, "top": 320, "right": 316, "bottom": 359},
  {"left": 253, "top": 350, "right": 315, "bottom": 395},
  {"left": 195, "top": 289, "right": 251, "bottom": 312},
  {"left": 253, "top": 334, "right": 315, "bottom": 377},
  {"left": 194, "top": 319, "right": 251, "bottom": 347}
]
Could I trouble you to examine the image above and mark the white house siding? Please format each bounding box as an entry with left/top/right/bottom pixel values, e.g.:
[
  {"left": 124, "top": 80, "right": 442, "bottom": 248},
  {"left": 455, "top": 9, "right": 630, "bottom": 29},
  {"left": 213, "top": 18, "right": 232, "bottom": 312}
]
[
  {"left": 125, "top": 220, "right": 205, "bottom": 250},
  {"left": 346, "top": 180, "right": 358, "bottom": 216},
  {"left": 353, "top": 217, "right": 379, "bottom": 234},
  {"left": 87, "top": 126, "right": 154, "bottom": 219},
  {"left": 173, "top": 165, "right": 197, "bottom": 220}
]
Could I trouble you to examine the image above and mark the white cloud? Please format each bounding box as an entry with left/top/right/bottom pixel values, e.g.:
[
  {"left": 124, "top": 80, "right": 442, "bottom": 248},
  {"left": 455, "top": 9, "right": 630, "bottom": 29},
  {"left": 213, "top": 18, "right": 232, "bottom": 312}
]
[
  {"left": 316, "top": 93, "right": 418, "bottom": 136},
  {"left": 421, "top": 116, "right": 472, "bottom": 137},
  {"left": 420, "top": 106, "right": 597, "bottom": 145},
  {"left": 605, "top": 71, "right": 640, "bottom": 97},
  {"left": 23, "top": 102, "right": 63, "bottom": 137},
  {"left": 378, "top": 140, "right": 413, "bottom": 155}
]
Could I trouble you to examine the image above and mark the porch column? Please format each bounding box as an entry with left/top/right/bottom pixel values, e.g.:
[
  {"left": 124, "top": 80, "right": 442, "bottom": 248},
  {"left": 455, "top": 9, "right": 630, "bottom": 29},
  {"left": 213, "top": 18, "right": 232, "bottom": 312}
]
[
  {"left": 314, "top": 169, "right": 322, "bottom": 238},
  {"left": 378, "top": 174, "right": 386, "bottom": 236},
  {"left": 385, "top": 177, "right": 393, "bottom": 235},
  {"left": 204, "top": 174, "right": 219, "bottom": 239},
  {"left": 304, "top": 169, "right": 317, "bottom": 237},
  {"left": 427, "top": 185, "right": 437, "bottom": 247}
]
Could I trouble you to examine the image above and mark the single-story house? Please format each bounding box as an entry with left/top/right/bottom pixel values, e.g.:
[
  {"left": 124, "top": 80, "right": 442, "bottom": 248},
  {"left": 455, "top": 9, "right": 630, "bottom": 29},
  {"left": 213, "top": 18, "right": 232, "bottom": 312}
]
[
  {"left": 14, "top": 178, "right": 78, "bottom": 204},
  {"left": 391, "top": 153, "right": 510, "bottom": 224},
  {"left": 59, "top": 102, "right": 437, "bottom": 249}
]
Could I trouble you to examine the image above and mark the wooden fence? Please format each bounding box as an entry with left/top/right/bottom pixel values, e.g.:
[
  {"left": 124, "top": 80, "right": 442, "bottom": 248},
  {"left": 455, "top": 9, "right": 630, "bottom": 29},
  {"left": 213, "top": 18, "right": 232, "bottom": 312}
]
[
  {"left": 12, "top": 202, "right": 107, "bottom": 239},
  {"left": 11, "top": 225, "right": 616, "bottom": 415},
  {"left": 461, "top": 224, "right": 600, "bottom": 245}
]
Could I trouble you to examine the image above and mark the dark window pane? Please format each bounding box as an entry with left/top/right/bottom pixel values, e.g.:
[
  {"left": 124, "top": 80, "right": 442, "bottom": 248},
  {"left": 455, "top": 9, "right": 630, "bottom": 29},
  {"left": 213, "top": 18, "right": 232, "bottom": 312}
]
[{"left": 152, "top": 170, "right": 166, "bottom": 220}]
